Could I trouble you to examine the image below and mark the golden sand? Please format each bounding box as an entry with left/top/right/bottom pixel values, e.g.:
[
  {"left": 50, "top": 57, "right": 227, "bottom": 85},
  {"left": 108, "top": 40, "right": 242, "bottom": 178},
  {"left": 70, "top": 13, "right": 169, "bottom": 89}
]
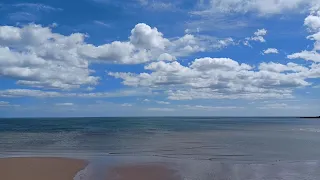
[{"left": 0, "top": 157, "right": 87, "bottom": 180}]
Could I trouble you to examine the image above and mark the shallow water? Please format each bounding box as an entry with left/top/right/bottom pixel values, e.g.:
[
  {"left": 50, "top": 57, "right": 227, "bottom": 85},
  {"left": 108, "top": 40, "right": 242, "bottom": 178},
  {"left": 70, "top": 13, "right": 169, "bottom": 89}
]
[{"left": 1, "top": 117, "right": 320, "bottom": 179}]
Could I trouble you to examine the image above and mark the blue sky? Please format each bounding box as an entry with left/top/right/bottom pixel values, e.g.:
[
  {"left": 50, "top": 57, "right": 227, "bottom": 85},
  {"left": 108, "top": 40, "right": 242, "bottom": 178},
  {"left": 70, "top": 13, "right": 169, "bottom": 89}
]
[{"left": 0, "top": 0, "right": 320, "bottom": 117}]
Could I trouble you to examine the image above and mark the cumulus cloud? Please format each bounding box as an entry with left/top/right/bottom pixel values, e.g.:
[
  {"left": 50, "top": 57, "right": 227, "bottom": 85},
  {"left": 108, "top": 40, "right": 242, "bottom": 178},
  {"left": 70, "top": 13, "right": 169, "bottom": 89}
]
[
  {"left": 304, "top": 13, "right": 320, "bottom": 32},
  {"left": 129, "top": 23, "right": 169, "bottom": 50},
  {"left": 0, "top": 24, "right": 98, "bottom": 90},
  {"left": 80, "top": 23, "right": 231, "bottom": 64},
  {"left": 259, "top": 62, "right": 308, "bottom": 72},
  {"left": 263, "top": 48, "right": 279, "bottom": 54},
  {"left": 244, "top": 28, "right": 267, "bottom": 45},
  {"left": 288, "top": 51, "right": 320, "bottom": 62},
  {"left": 109, "top": 57, "right": 317, "bottom": 100},
  {"left": 288, "top": 7, "right": 320, "bottom": 63},
  {"left": 0, "top": 23, "right": 232, "bottom": 90}
]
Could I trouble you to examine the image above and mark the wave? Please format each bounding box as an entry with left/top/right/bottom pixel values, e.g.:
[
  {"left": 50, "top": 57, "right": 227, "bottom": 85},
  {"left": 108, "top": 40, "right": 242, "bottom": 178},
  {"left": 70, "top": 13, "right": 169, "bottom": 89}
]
[
  {"left": 293, "top": 128, "right": 320, "bottom": 133},
  {"left": 73, "top": 163, "right": 95, "bottom": 180}
]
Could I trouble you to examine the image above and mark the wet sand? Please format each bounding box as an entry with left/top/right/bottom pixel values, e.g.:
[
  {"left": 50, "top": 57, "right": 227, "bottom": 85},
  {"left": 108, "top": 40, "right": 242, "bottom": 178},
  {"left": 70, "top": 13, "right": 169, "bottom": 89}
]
[
  {"left": 0, "top": 157, "right": 181, "bottom": 180},
  {"left": 0, "top": 157, "right": 87, "bottom": 180},
  {"left": 106, "top": 164, "right": 181, "bottom": 180}
]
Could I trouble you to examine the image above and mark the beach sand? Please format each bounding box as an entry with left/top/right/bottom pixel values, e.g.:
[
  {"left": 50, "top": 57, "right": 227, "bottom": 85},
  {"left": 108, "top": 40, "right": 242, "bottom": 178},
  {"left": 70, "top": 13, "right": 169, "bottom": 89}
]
[
  {"left": 0, "top": 157, "right": 181, "bottom": 180},
  {"left": 0, "top": 157, "right": 87, "bottom": 180},
  {"left": 105, "top": 164, "right": 181, "bottom": 180}
]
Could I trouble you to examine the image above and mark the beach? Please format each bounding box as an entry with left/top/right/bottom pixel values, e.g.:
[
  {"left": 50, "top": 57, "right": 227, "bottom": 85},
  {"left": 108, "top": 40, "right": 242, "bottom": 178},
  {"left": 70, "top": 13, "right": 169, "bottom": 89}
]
[
  {"left": 0, "top": 157, "right": 181, "bottom": 180},
  {"left": 0, "top": 157, "right": 87, "bottom": 180}
]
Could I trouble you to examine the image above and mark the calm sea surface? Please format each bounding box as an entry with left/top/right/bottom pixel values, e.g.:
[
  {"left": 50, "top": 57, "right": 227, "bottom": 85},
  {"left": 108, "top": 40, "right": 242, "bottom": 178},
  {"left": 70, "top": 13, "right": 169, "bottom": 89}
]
[{"left": 1, "top": 117, "right": 320, "bottom": 179}]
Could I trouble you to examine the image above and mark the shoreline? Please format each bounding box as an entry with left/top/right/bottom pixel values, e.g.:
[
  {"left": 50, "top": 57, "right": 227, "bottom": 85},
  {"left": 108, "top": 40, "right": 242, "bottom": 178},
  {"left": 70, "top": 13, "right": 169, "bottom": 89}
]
[
  {"left": 0, "top": 156, "right": 181, "bottom": 180},
  {"left": 0, "top": 157, "right": 88, "bottom": 180}
]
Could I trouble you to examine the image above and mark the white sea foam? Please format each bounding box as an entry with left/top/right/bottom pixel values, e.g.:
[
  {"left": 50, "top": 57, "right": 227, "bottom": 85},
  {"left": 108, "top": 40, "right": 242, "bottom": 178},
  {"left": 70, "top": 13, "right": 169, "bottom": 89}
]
[
  {"left": 73, "top": 163, "right": 94, "bottom": 180},
  {"left": 293, "top": 128, "right": 320, "bottom": 133}
]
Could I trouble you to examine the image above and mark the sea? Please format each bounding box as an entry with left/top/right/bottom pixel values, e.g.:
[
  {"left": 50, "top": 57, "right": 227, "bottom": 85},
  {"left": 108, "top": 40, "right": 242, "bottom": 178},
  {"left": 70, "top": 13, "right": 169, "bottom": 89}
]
[{"left": 1, "top": 117, "right": 320, "bottom": 179}]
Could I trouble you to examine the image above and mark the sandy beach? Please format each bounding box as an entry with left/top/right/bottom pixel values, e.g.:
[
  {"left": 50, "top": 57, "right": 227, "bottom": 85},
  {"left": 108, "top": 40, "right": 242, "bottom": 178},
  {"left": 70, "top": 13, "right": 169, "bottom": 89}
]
[
  {"left": 0, "top": 157, "right": 181, "bottom": 180},
  {"left": 0, "top": 157, "right": 87, "bottom": 180}
]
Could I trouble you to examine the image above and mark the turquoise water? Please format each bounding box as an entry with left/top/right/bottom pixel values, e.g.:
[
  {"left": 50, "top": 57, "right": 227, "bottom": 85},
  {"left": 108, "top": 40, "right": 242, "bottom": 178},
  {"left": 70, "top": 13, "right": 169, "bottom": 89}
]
[{"left": 1, "top": 117, "right": 320, "bottom": 179}]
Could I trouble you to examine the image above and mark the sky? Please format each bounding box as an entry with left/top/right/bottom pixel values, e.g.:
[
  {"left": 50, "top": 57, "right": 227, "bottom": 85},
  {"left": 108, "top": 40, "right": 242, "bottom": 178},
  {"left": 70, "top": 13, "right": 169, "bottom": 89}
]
[{"left": 0, "top": 0, "right": 320, "bottom": 117}]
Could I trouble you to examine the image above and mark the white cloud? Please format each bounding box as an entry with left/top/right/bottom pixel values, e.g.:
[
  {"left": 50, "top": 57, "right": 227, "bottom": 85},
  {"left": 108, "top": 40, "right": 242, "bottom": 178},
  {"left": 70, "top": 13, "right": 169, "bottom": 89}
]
[
  {"left": 167, "top": 88, "right": 293, "bottom": 100},
  {"left": 0, "top": 23, "right": 233, "bottom": 90},
  {"left": 50, "top": 23, "right": 58, "bottom": 28},
  {"left": 305, "top": 13, "right": 320, "bottom": 32},
  {"left": 288, "top": 9, "right": 320, "bottom": 62},
  {"left": 258, "top": 103, "right": 302, "bottom": 109},
  {"left": 259, "top": 62, "right": 308, "bottom": 72},
  {"left": 217, "top": 38, "right": 235, "bottom": 48},
  {"left": 0, "top": 89, "right": 154, "bottom": 98},
  {"left": 193, "top": 0, "right": 320, "bottom": 16},
  {"left": 55, "top": 103, "right": 74, "bottom": 106},
  {"left": 138, "top": 1, "right": 176, "bottom": 11},
  {"left": 130, "top": 23, "right": 169, "bottom": 50},
  {"left": 263, "top": 48, "right": 279, "bottom": 54},
  {"left": 0, "top": 101, "right": 9, "bottom": 106},
  {"left": 93, "top": 20, "right": 111, "bottom": 27},
  {"left": 147, "top": 107, "right": 175, "bottom": 112},
  {"left": 121, "top": 103, "right": 133, "bottom": 107},
  {"left": 288, "top": 51, "right": 320, "bottom": 62},
  {"left": 86, "top": 87, "right": 95, "bottom": 91},
  {"left": 0, "top": 24, "right": 99, "bottom": 90},
  {"left": 79, "top": 23, "right": 231, "bottom": 64},
  {"left": 156, "top": 101, "right": 170, "bottom": 105},
  {"left": 0, "top": 101, "right": 20, "bottom": 107},
  {"left": 8, "top": 12, "right": 38, "bottom": 21},
  {"left": 244, "top": 28, "right": 267, "bottom": 45},
  {"left": 0, "top": 89, "right": 62, "bottom": 98},
  {"left": 157, "top": 53, "right": 177, "bottom": 61},
  {"left": 13, "top": 3, "right": 63, "bottom": 11},
  {"left": 109, "top": 57, "right": 315, "bottom": 100},
  {"left": 180, "top": 105, "right": 243, "bottom": 111},
  {"left": 254, "top": 28, "right": 267, "bottom": 36},
  {"left": 143, "top": 99, "right": 150, "bottom": 102}
]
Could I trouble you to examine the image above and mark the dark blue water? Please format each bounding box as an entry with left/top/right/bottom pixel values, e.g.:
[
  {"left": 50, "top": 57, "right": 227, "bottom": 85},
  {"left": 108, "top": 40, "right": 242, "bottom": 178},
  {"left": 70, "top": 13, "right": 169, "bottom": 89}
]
[{"left": 1, "top": 117, "right": 320, "bottom": 179}]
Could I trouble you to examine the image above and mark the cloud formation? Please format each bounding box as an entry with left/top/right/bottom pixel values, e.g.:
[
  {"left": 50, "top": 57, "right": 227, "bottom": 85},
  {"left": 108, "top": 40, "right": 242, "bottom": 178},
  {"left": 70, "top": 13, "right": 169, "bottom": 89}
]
[
  {"left": 109, "top": 57, "right": 318, "bottom": 100},
  {"left": 0, "top": 23, "right": 233, "bottom": 90},
  {"left": 55, "top": 103, "right": 74, "bottom": 106},
  {"left": 0, "top": 101, "right": 19, "bottom": 107},
  {"left": 288, "top": 8, "right": 320, "bottom": 63},
  {"left": 0, "top": 89, "right": 154, "bottom": 98},
  {"left": 244, "top": 28, "right": 267, "bottom": 46},
  {"left": 194, "top": 0, "right": 320, "bottom": 16},
  {"left": 263, "top": 48, "right": 279, "bottom": 54}
]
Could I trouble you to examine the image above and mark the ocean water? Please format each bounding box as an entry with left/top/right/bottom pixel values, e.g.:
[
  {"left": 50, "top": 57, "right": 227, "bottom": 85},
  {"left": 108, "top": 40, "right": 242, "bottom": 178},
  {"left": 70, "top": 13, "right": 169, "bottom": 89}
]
[{"left": 1, "top": 117, "right": 320, "bottom": 179}]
